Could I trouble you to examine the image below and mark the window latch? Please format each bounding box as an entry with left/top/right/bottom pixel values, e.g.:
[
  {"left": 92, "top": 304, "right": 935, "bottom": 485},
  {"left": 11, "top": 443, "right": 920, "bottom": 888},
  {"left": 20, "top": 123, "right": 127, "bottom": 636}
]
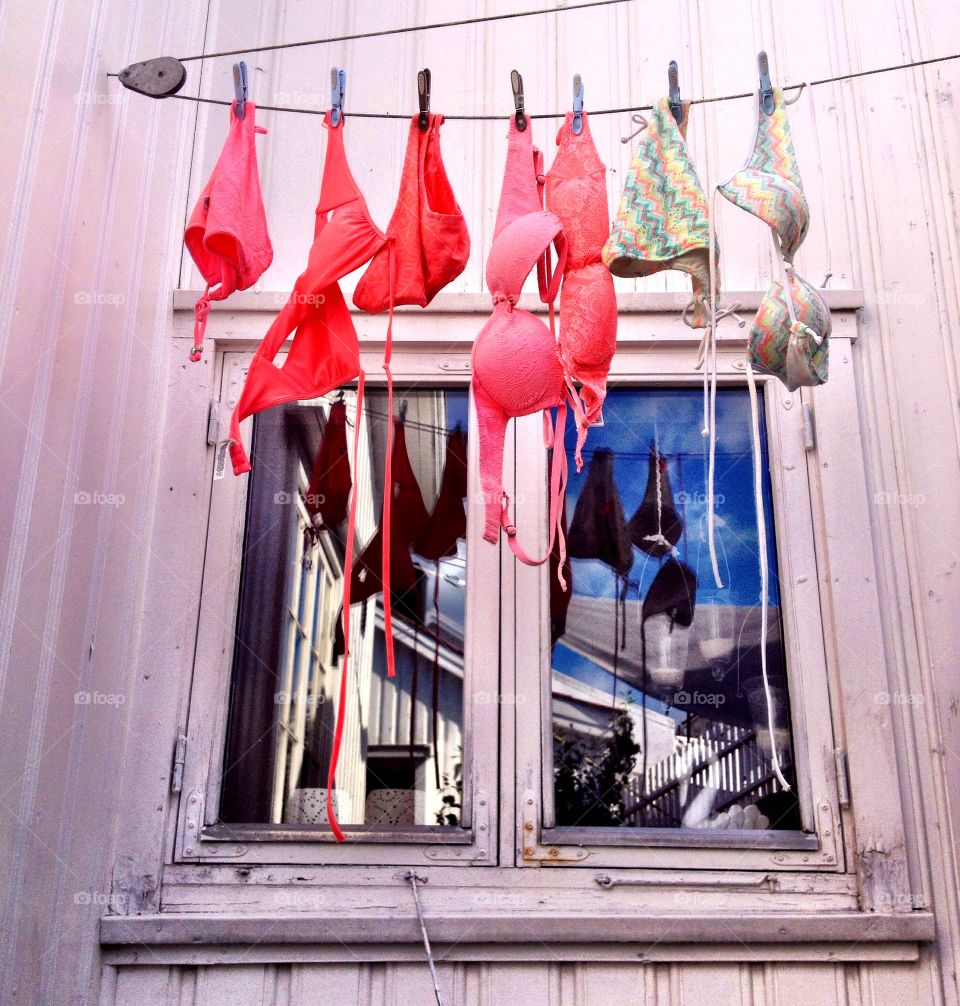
[
  {"left": 171, "top": 734, "right": 187, "bottom": 794},
  {"left": 207, "top": 399, "right": 221, "bottom": 446}
]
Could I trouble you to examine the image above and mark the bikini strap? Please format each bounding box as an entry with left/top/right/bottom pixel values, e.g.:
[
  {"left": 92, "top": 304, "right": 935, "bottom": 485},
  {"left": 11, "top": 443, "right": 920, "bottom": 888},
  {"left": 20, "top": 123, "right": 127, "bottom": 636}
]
[
  {"left": 500, "top": 400, "right": 569, "bottom": 589},
  {"left": 326, "top": 369, "right": 367, "bottom": 841}
]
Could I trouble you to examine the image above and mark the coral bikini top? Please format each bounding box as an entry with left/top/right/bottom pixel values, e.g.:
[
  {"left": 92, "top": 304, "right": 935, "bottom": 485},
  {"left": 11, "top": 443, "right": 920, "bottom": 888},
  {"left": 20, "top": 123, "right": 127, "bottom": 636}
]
[
  {"left": 471, "top": 118, "right": 570, "bottom": 574},
  {"left": 545, "top": 111, "right": 618, "bottom": 468},
  {"left": 185, "top": 100, "right": 273, "bottom": 362},
  {"left": 228, "top": 111, "right": 385, "bottom": 476}
]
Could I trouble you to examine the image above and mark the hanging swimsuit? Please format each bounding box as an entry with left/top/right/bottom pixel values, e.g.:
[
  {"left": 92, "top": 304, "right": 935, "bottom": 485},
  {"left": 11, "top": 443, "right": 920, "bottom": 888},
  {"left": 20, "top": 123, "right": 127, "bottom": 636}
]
[
  {"left": 227, "top": 112, "right": 395, "bottom": 841},
  {"left": 628, "top": 446, "right": 684, "bottom": 558},
  {"left": 707, "top": 86, "right": 830, "bottom": 792},
  {"left": 472, "top": 118, "right": 569, "bottom": 577},
  {"left": 305, "top": 399, "right": 352, "bottom": 530},
  {"left": 354, "top": 113, "right": 470, "bottom": 312},
  {"left": 185, "top": 100, "right": 273, "bottom": 362},
  {"left": 567, "top": 448, "right": 633, "bottom": 575},
  {"left": 545, "top": 112, "right": 618, "bottom": 467},
  {"left": 603, "top": 97, "right": 717, "bottom": 329},
  {"left": 411, "top": 424, "right": 469, "bottom": 781}
]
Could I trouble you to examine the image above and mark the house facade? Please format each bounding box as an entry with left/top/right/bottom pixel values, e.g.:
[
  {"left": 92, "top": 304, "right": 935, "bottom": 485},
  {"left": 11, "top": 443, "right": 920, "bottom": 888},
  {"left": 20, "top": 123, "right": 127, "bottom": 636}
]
[{"left": 2, "top": 1, "right": 959, "bottom": 1003}]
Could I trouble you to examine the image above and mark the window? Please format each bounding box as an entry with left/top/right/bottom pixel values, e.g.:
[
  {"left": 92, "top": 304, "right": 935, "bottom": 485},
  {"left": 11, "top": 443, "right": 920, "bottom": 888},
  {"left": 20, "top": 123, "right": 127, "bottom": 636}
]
[
  {"left": 548, "top": 388, "right": 799, "bottom": 834},
  {"left": 177, "top": 362, "right": 498, "bottom": 866},
  {"left": 178, "top": 345, "right": 841, "bottom": 875},
  {"left": 512, "top": 372, "right": 842, "bottom": 870}
]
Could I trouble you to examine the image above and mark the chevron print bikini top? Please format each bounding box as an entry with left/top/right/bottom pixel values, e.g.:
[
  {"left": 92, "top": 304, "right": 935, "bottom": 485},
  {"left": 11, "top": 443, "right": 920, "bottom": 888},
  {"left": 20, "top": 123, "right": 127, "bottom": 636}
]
[
  {"left": 603, "top": 97, "right": 716, "bottom": 329},
  {"left": 718, "top": 87, "right": 809, "bottom": 261},
  {"left": 718, "top": 86, "right": 829, "bottom": 391}
]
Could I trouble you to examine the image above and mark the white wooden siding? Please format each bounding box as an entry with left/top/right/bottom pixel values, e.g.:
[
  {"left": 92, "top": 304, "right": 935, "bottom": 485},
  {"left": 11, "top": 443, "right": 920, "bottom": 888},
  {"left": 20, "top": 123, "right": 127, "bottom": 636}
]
[{"left": 1, "top": 0, "right": 959, "bottom": 1003}]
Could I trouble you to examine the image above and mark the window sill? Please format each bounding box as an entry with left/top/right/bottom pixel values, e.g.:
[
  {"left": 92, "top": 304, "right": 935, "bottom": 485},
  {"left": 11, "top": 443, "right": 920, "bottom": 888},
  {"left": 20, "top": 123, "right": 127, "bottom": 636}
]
[
  {"left": 100, "top": 909, "right": 933, "bottom": 963},
  {"left": 172, "top": 288, "right": 864, "bottom": 316}
]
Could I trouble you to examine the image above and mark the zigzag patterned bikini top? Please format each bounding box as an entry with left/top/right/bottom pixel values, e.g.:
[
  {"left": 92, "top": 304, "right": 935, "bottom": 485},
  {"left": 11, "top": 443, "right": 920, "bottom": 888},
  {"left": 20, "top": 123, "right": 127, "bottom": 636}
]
[
  {"left": 718, "top": 87, "right": 810, "bottom": 261},
  {"left": 603, "top": 97, "right": 716, "bottom": 329}
]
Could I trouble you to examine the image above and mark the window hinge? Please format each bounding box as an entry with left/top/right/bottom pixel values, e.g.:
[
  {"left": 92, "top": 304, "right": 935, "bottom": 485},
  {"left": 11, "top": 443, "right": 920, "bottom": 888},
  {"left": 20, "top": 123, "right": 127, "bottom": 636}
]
[
  {"left": 835, "top": 748, "right": 851, "bottom": 808},
  {"left": 170, "top": 734, "right": 187, "bottom": 794},
  {"left": 206, "top": 399, "right": 221, "bottom": 446},
  {"left": 802, "top": 401, "right": 817, "bottom": 451}
]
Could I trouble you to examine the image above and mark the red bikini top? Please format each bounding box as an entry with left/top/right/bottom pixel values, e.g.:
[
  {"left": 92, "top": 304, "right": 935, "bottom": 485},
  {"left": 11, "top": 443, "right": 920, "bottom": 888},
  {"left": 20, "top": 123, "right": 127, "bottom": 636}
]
[
  {"left": 354, "top": 113, "right": 470, "bottom": 312},
  {"left": 228, "top": 112, "right": 386, "bottom": 476},
  {"left": 185, "top": 100, "right": 273, "bottom": 363}
]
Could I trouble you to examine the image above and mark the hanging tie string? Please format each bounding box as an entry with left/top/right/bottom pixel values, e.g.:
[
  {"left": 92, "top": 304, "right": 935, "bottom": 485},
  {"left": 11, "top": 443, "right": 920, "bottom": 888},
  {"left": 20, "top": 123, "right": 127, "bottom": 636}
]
[
  {"left": 697, "top": 186, "right": 745, "bottom": 591},
  {"left": 381, "top": 239, "right": 398, "bottom": 681},
  {"left": 326, "top": 371, "right": 366, "bottom": 841},
  {"left": 640, "top": 443, "right": 680, "bottom": 557},
  {"left": 745, "top": 359, "right": 791, "bottom": 792}
]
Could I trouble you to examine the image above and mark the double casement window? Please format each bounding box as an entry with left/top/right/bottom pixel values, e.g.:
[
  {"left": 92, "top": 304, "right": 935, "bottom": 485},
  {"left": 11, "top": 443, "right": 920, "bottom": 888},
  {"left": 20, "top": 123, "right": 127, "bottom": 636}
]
[{"left": 176, "top": 333, "right": 850, "bottom": 883}]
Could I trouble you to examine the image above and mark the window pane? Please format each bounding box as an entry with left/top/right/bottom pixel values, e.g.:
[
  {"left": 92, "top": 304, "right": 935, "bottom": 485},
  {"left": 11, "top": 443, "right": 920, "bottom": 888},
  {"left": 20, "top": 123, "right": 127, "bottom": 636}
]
[
  {"left": 220, "top": 386, "right": 469, "bottom": 832},
  {"left": 551, "top": 387, "right": 801, "bottom": 832}
]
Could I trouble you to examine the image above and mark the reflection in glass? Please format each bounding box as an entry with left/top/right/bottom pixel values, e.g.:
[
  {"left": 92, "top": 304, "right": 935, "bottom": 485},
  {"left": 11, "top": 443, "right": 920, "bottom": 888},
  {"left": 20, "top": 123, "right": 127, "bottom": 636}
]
[
  {"left": 551, "top": 387, "right": 800, "bottom": 833},
  {"left": 220, "top": 387, "right": 469, "bottom": 831}
]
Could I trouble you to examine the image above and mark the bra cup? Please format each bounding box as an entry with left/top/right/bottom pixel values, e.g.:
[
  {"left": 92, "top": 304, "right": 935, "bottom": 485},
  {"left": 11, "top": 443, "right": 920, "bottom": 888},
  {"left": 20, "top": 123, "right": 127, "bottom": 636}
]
[
  {"left": 719, "top": 169, "right": 810, "bottom": 260},
  {"left": 472, "top": 306, "right": 565, "bottom": 417},
  {"left": 558, "top": 265, "right": 618, "bottom": 369},
  {"left": 485, "top": 210, "right": 565, "bottom": 300},
  {"left": 750, "top": 271, "right": 830, "bottom": 389}
]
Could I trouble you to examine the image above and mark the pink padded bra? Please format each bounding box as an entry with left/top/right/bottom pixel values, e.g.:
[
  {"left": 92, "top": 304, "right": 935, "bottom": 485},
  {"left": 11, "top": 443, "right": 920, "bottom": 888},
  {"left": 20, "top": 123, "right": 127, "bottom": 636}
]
[
  {"left": 545, "top": 111, "right": 618, "bottom": 469},
  {"left": 471, "top": 119, "right": 570, "bottom": 573}
]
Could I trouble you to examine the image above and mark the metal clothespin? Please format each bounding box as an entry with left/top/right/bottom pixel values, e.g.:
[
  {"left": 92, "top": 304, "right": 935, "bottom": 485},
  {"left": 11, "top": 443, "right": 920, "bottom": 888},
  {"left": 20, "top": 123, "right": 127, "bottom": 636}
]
[
  {"left": 233, "top": 61, "right": 248, "bottom": 119},
  {"left": 758, "top": 51, "right": 775, "bottom": 115},
  {"left": 668, "top": 60, "right": 683, "bottom": 125},
  {"left": 330, "top": 67, "right": 346, "bottom": 126},
  {"left": 418, "top": 68, "right": 432, "bottom": 131},
  {"left": 572, "top": 73, "right": 584, "bottom": 134},
  {"left": 511, "top": 69, "right": 526, "bottom": 131}
]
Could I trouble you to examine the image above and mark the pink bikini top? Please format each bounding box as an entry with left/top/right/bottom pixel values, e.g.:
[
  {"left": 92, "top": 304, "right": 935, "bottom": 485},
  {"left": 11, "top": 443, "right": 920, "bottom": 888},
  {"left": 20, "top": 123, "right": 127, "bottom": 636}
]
[
  {"left": 471, "top": 118, "right": 569, "bottom": 579},
  {"left": 544, "top": 111, "right": 618, "bottom": 469},
  {"left": 184, "top": 100, "right": 273, "bottom": 363}
]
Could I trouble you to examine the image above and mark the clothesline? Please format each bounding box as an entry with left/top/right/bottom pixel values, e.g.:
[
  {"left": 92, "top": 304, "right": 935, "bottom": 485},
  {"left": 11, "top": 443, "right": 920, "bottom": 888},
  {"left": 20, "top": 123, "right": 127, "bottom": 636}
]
[{"left": 151, "top": 50, "right": 960, "bottom": 120}]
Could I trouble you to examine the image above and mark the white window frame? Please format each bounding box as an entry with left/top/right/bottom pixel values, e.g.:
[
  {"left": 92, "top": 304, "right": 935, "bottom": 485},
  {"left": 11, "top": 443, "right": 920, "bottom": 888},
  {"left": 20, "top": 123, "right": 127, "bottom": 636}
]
[
  {"left": 173, "top": 351, "right": 498, "bottom": 867},
  {"left": 115, "top": 306, "right": 929, "bottom": 952},
  {"left": 511, "top": 345, "right": 844, "bottom": 872}
]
